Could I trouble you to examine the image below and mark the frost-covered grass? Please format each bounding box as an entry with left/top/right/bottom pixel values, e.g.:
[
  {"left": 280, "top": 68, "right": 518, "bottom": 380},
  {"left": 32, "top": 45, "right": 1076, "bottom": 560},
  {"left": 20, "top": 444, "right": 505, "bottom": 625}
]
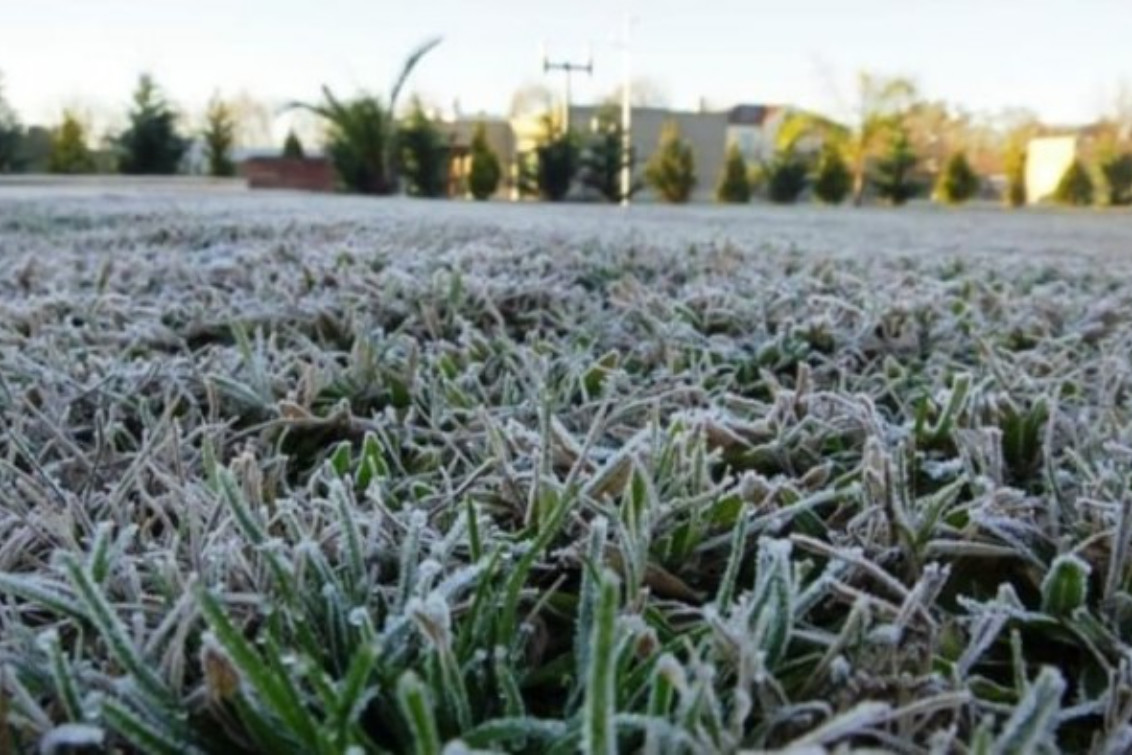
[{"left": 3, "top": 192, "right": 1132, "bottom": 754}]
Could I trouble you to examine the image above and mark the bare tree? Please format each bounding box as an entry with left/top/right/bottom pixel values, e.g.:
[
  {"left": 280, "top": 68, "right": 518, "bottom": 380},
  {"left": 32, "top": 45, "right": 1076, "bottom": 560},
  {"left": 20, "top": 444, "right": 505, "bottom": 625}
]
[
  {"left": 228, "top": 92, "right": 275, "bottom": 148},
  {"left": 509, "top": 82, "right": 557, "bottom": 120},
  {"left": 604, "top": 77, "right": 671, "bottom": 109},
  {"left": 1108, "top": 80, "right": 1132, "bottom": 143}
]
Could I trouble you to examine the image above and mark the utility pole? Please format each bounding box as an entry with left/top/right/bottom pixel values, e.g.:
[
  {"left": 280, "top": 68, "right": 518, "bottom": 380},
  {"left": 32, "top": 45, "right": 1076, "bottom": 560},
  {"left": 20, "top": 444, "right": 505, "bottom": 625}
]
[{"left": 542, "top": 43, "right": 593, "bottom": 132}]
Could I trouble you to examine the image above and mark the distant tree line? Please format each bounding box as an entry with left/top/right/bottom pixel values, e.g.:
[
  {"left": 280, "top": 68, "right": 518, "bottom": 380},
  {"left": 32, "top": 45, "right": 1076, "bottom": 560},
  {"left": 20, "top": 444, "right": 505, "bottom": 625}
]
[
  {"left": 700, "top": 74, "right": 1132, "bottom": 209},
  {"left": 2, "top": 60, "right": 1131, "bottom": 208}
]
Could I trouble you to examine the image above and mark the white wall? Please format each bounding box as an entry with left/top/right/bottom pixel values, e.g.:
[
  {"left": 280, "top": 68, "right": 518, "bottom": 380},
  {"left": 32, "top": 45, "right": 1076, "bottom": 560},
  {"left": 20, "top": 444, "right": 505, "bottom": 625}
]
[
  {"left": 569, "top": 106, "right": 729, "bottom": 203},
  {"left": 1026, "top": 136, "right": 1077, "bottom": 203}
]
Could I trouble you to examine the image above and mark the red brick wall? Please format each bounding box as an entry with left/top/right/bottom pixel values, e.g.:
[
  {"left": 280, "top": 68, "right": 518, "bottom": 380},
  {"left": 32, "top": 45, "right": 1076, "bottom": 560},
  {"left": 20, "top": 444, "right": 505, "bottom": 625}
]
[{"left": 240, "top": 158, "right": 336, "bottom": 192}]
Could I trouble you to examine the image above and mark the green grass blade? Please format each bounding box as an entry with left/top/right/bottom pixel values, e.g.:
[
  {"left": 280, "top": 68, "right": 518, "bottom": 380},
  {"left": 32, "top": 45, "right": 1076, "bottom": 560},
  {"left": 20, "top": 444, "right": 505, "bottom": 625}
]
[
  {"left": 61, "top": 555, "right": 173, "bottom": 707},
  {"left": 396, "top": 671, "right": 442, "bottom": 755},
  {"left": 583, "top": 570, "right": 620, "bottom": 755}
]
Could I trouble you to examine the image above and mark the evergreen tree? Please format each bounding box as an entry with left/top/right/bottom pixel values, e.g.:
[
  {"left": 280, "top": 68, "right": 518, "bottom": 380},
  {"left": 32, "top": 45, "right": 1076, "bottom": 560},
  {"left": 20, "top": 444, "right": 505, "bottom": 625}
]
[
  {"left": 715, "top": 143, "right": 750, "bottom": 203},
  {"left": 282, "top": 130, "right": 306, "bottom": 159},
  {"left": 520, "top": 116, "right": 579, "bottom": 201},
  {"left": 845, "top": 74, "right": 917, "bottom": 205},
  {"left": 812, "top": 142, "right": 852, "bottom": 204},
  {"left": 580, "top": 108, "right": 637, "bottom": 203},
  {"left": 1004, "top": 141, "right": 1027, "bottom": 207},
  {"left": 644, "top": 121, "right": 696, "bottom": 203},
  {"left": 873, "top": 127, "right": 919, "bottom": 206},
  {"left": 1053, "top": 159, "right": 1094, "bottom": 206},
  {"left": 203, "top": 95, "right": 237, "bottom": 177},
  {"left": 0, "top": 72, "right": 22, "bottom": 172},
  {"left": 48, "top": 111, "right": 95, "bottom": 174},
  {"left": 116, "top": 74, "right": 188, "bottom": 174},
  {"left": 763, "top": 148, "right": 809, "bottom": 204},
  {"left": 467, "top": 122, "right": 502, "bottom": 200},
  {"left": 1100, "top": 152, "right": 1132, "bottom": 206},
  {"left": 397, "top": 103, "right": 447, "bottom": 197},
  {"left": 935, "top": 151, "right": 980, "bottom": 204}
]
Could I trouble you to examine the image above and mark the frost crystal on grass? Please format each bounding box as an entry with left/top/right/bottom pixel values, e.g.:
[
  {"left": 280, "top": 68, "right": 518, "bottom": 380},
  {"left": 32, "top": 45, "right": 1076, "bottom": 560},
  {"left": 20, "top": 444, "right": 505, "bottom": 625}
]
[
  {"left": 38, "top": 724, "right": 105, "bottom": 755},
  {"left": 2, "top": 192, "right": 1132, "bottom": 752}
]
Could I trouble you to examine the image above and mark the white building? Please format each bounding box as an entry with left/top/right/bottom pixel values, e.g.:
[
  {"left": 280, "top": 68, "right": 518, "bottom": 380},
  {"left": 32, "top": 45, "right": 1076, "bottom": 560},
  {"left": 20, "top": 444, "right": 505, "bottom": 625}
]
[
  {"left": 1025, "top": 135, "right": 1078, "bottom": 204},
  {"left": 567, "top": 105, "right": 729, "bottom": 203},
  {"left": 726, "top": 104, "right": 791, "bottom": 164}
]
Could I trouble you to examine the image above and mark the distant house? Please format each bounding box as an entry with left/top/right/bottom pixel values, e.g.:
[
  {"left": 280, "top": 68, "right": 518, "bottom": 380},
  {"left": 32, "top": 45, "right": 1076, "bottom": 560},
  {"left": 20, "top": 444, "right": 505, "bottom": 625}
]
[
  {"left": 1023, "top": 121, "right": 1132, "bottom": 203},
  {"left": 185, "top": 141, "right": 328, "bottom": 181},
  {"left": 727, "top": 104, "right": 789, "bottom": 163},
  {"left": 568, "top": 105, "right": 729, "bottom": 203},
  {"left": 726, "top": 104, "right": 828, "bottom": 164}
]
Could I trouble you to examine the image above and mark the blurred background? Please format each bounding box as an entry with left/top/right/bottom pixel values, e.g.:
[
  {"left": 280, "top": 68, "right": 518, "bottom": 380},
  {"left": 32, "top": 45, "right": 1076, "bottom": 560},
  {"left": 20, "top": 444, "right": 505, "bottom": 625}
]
[{"left": 1, "top": 0, "right": 1130, "bottom": 207}]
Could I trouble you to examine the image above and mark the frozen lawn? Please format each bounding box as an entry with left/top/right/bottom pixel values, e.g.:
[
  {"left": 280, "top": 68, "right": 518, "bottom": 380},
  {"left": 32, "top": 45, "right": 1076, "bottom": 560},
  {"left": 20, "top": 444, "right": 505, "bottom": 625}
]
[{"left": 3, "top": 190, "right": 1132, "bottom": 753}]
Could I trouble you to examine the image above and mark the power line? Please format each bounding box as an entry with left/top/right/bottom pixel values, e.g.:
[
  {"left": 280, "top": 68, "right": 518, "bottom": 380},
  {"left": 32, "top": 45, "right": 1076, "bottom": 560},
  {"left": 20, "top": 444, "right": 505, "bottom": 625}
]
[{"left": 541, "top": 43, "right": 593, "bottom": 129}]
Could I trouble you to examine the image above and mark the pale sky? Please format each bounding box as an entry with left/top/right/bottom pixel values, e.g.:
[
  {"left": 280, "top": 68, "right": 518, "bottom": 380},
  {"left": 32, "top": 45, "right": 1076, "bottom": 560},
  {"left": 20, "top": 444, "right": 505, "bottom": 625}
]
[{"left": 2, "top": 0, "right": 1130, "bottom": 141}]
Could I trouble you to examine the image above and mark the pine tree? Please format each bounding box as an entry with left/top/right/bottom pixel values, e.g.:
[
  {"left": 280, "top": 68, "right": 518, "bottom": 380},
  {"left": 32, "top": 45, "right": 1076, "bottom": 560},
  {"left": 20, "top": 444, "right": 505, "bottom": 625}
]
[
  {"left": 282, "top": 130, "right": 306, "bottom": 159},
  {"left": 48, "top": 111, "right": 95, "bottom": 174},
  {"left": 644, "top": 121, "right": 696, "bottom": 203},
  {"left": 397, "top": 103, "right": 447, "bottom": 197},
  {"left": 873, "top": 128, "right": 919, "bottom": 206},
  {"left": 1004, "top": 142, "right": 1027, "bottom": 207},
  {"left": 1100, "top": 152, "right": 1132, "bottom": 206},
  {"left": 203, "top": 95, "right": 237, "bottom": 177},
  {"left": 935, "top": 151, "right": 980, "bottom": 204},
  {"left": 0, "top": 72, "right": 22, "bottom": 172},
  {"left": 812, "top": 142, "right": 852, "bottom": 204},
  {"left": 116, "top": 74, "right": 188, "bottom": 174},
  {"left": 520, "top": 116, "right": 579, "bottom": 201},
  {"left": 763, "top": 149, "right": 809, "bottom": 204},
  {"left": 580, "top": 108, "right": 636, "bottom": 203},
  {"left": 715, "top": 143, "right": 750, "bottom": 203},
  {"left": 1053, "top": 159, "right": 1094, "bottom": 206},
  {"left": 467, "top": 122, "right": 502, "bottom": 200}
]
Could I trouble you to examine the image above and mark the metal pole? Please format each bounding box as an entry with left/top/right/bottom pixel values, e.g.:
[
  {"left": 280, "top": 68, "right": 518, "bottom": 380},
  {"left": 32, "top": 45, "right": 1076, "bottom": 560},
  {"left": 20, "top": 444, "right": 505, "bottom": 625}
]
[
  {"left": 620, "top": 12, "right": 632, "bottom": 206},
  {"left": 564, "top": 69, "right": 572, "bottom": 131}
]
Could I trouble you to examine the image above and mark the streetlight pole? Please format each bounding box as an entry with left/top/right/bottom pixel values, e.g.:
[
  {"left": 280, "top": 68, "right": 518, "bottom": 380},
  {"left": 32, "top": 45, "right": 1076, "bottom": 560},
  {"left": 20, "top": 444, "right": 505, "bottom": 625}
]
[{"left": 619, "top": 12, "right": 633, "bottom": 207}]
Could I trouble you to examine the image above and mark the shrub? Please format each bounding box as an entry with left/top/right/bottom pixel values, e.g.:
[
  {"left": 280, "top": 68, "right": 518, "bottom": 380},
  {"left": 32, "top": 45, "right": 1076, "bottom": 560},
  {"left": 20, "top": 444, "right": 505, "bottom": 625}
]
[
  {"left": 1053, "top": 159, "right": 1094, "bottom": 206},
  {"left": 580, "top": 108, "right": 637, "bottom": 203},
  {"left": 397, "top": 104, "right": 447, "bottom": 198},
  {"left": 764, "top": 149, "right": 809, "bottom": 204},
  {"left": 115, "top": 74, "right": 189, "bottom": 175},
  {"left": 292, "top": 37, "right": 442, "bottom": 194},
  {"left": 467, "top": 123, "right": 502, "bottom": 200},
  {"left": 873, "top": 128, "right": 919, "bottom": 206},
  {"left": 1100, "top": 152, "right": 1132, "bottom": 206},
  {"left": 48, "top": 111, "right": 95, "bottom": 174},
  {"left": 203, "top": 96, "right": 237, "bottom": 177},
  {"left": 282, "top": 130, "right": 305, "bottom": 159},
  {"left": 715, "top": 143, "right": 751, "bottom": 203},
  {"left": 520, "top": 119, "right": 580, "bottom": 202},
  {"left": 644, "top": 121, "right": 695, "bottom": 203},
  {"left": 812, "top": 143, "right": 852, "bottom": 204},
  {"left": 935, "top": 151, "right": 980, "bottom": 204},
  {"left": 319, "top": 97, "right": 393, "bottom": 193}
]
